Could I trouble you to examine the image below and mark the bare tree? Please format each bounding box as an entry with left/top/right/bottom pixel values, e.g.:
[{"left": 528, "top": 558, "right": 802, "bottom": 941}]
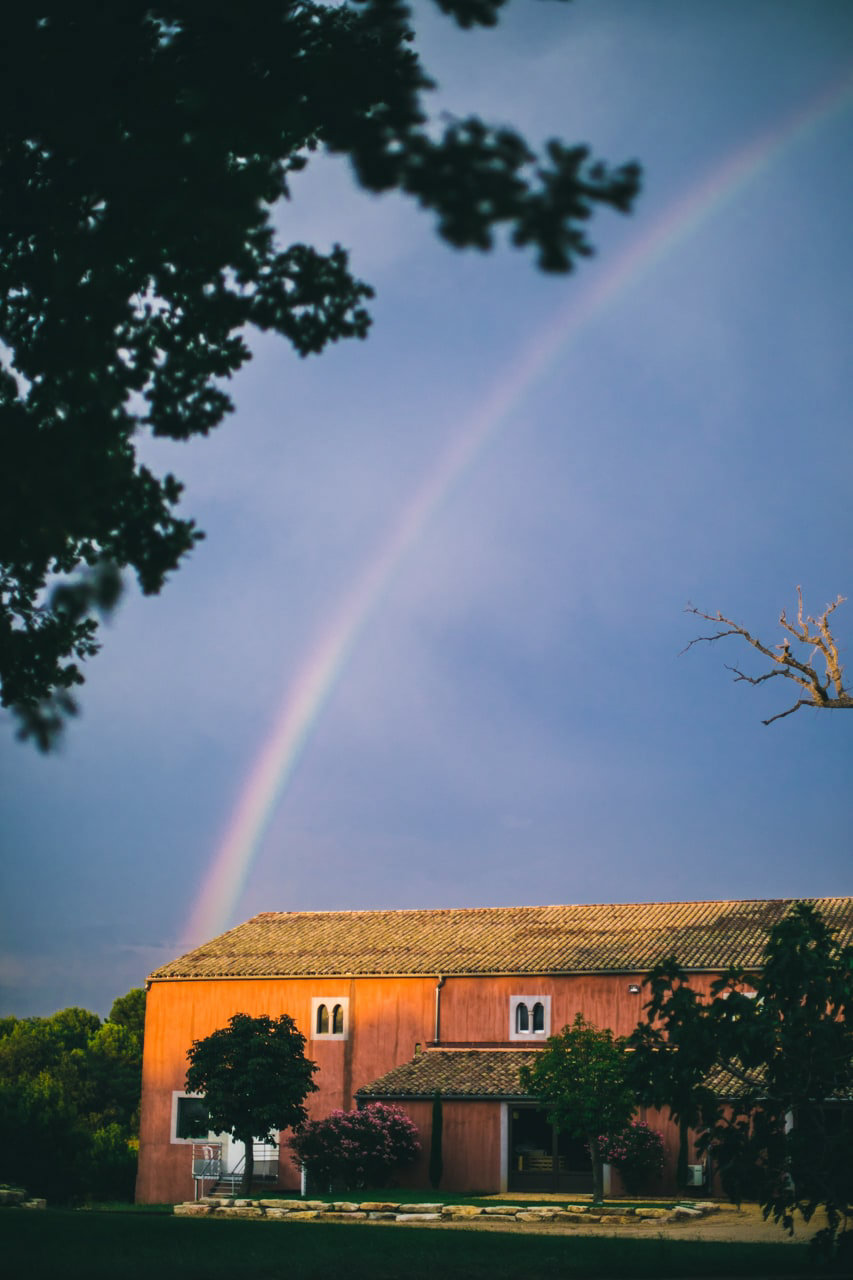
[{"left": 683, "top": 588, "right": 852, "bottom": 725}]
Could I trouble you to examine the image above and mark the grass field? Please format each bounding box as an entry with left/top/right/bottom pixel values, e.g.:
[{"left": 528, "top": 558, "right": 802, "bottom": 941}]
[{"left": 1, "top": 1209, "right": 822, "bottom": 1280}]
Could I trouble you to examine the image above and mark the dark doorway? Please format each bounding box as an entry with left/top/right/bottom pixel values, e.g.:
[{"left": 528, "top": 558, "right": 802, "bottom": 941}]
[{"left": 508, "top": 1106, "right": 592, "bottom": 1193}]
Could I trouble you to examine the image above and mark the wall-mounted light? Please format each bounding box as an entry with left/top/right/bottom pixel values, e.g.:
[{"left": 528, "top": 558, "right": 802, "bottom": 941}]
[{"left": 628, "top": 984, "right": 641, "bottom": 995}]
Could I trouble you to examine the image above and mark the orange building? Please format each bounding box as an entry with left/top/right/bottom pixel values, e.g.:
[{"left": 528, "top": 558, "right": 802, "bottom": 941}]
[{"left": 136, "top": 897, "right": 853, "bottom": 1203}]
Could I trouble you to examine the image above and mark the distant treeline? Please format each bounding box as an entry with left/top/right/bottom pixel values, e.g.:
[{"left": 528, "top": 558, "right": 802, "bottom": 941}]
[{"left": 0, "top": 988, "right": 145, "bottom": 1203}]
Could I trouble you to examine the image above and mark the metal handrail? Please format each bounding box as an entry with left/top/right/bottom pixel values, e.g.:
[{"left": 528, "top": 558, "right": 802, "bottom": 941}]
[
  {"left": 192, "top": 1143, "right": 222, "bottom": 1200},
  {"left": 215, "top": 1156, "right": 244, "bottom": 1194},
  {"left": 204, "top": 1143, "right": 278, "bottom": 1194}
]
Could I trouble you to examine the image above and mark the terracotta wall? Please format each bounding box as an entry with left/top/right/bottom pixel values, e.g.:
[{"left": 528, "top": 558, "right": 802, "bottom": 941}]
[
  {"left": 438, "top": 972, "right": 651, "bottom": 1041},
  {"left": 136, "top": 970, "right": 722, "bottom": 1203},
  {"left": 390, "top": 1099, "right": 504, "bottom": 1193},
  {"left": 391, "top": 1100, "right": 698, "bottom": 1197},
  {"left": 137, "top": 974, "right": 437, "bottom": 1203}
]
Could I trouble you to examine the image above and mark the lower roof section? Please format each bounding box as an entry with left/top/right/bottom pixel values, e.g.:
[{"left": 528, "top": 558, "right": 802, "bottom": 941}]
[
  {"left": 359, "top": 1049, "right": 776, "bottom": 1105},
  {"left": 357, "top": 1048, "right": 542, "bottom": 1101}
]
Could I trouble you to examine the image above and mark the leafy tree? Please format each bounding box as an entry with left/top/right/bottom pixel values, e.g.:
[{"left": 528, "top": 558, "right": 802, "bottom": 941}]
[
  {"left": 520, "top": 1013, "right": 635, "bottom": 1203},
  {"left": 108, "top": 988, "right": 146, "bottom": 1041},
  {"left": 0, "top": 1007, "right": 99, "bottom": 1086},
  {"left": 289, "top": 1102, "right": 420, "bottom": 1190},
  {"left": 625, "top": 958, "right": 724, "bottom": 1189},
  {"left": 185, "top": 1012, "right": 317, "bottom": 1194},
  {"left": 1, "top": 2, "right": 640, "bottom": 749},
  {"left": 84, "top": 1121, "right": 140, "bottom": 1202},
  {"left": 0, "top": 1067, "right": 91, "bottom": 1203},
  {"left": 84, "top": 1021, "right": 145, "bottom": 1132},
  {"left": 80, "top": 991, "right": 146, "bottom": 1132},
  {"left": 634, "top": 904, "right": 853, "bottom": 1261},
  {"left": 0, "top": 989, "right": 145, "bottom": 1201},
  {"left": 709, "top": 905, "right": 853, "bottom": 1262}
]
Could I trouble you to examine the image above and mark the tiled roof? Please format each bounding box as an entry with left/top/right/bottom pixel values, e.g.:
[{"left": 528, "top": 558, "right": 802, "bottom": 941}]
[
  {"left": 357, "top": 1049, "right": 540, "bottom": 1100},
  {"left": 149, "top": 898, "right": 853, "bottom": 981},
  {"left": 704, "top": 1061, "right": 765, "bottom": 1099},
  {"left": 361, "top": 1052, "right": 849, "bottom": 1105},
  {"left": 704, "top": 1062, "right": 852, "bottom": 1102}
]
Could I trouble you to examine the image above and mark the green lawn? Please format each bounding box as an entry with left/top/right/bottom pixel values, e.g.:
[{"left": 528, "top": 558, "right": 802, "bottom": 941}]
[{"left": 1, "top": 1210, "right": 823, "bottom": 1280}]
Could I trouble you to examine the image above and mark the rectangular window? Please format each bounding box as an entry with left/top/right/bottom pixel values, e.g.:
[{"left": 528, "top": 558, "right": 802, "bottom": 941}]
[
  {"left": 171, "top": 1092, "right": 214, "bottom": 1144},
  {"left": 509, "top": 995, "right": 551, "bottom": 1042},
  {"left": 310, "top": 996, "right": 349, "bottom": 1040}
]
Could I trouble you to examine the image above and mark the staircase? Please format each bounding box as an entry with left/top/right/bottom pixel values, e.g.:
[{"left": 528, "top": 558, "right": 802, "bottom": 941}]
[
  {"left": 196, "top": 1143, "right": 279, "bottom": 1198},
  {"left": 208, "top": 1174, "right": 279, "bottom": 1196}
]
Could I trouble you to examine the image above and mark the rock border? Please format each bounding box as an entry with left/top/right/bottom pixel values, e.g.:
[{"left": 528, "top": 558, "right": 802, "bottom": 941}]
[
  {"left": 0, "top": 1185, "right": 47, "bottom": 1210},
  {"left": 174, "top": 1197, "right": 721, "bottom": 1226}
]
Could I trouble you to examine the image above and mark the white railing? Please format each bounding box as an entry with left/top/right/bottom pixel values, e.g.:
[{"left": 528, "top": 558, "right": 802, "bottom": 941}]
[
  {"left": 208, "top": 1143, "right": 279, "bottom": 1194},
  {"left": 192, "top": 1143, "right": 222, "bottom": 1200}
]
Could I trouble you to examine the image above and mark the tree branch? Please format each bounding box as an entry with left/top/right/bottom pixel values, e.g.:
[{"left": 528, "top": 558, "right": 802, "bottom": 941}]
[
  {"left": 762, "top": 699, "right": 814, "bottom": 726},
  {"left": 683, "top": 590, "right": 852, "bottom": 725}
]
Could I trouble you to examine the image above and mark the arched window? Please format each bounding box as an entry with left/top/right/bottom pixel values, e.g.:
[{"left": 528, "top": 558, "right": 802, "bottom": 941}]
[
  {"left": 311, "top": 997, "right": 349, "bottom": 1038},
  {"left": 510, "top": 995, "right": 550, "bottom": 1040}
]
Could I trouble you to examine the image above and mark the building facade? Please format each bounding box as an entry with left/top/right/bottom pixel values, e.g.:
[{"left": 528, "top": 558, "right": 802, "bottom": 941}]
[{"left": 136, "top": 897, "right": 853, "bottom": 1203}]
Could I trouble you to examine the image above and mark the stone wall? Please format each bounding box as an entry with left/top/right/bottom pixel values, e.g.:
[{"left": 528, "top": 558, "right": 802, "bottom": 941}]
[{"left": 174, "top": 1197, "right": 720, "bottom": 1226}]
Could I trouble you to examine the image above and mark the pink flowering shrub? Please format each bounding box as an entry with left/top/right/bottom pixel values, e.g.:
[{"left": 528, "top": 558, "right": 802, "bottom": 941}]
[
  {"left": 598, "top": 1121, "right": 664, "bottom": 1194},
  {"left": 290, "top": 1103, "right": 420, "bottom": 1189}
]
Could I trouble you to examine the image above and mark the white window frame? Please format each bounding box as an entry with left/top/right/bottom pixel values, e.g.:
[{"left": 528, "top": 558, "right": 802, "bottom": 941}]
[
  {"left": 171, "top": 1091, "right": 217, "bottom": 1145},
  {"left": 311, "top": 996, "right": 350, "bottom": 1040},
  {"left": 509, "top": 995, "right": 551, "bottom": 1042}
]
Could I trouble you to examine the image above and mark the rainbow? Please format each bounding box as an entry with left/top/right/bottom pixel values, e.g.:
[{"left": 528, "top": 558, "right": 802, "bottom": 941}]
[{"left": 182, "top": 67, "right": 853, "bottom": 949}]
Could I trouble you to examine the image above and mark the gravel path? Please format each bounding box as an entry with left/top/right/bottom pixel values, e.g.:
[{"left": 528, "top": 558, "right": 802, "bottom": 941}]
[{"left": 475, "top": 1197, "right": 823, "bottom": 1245}]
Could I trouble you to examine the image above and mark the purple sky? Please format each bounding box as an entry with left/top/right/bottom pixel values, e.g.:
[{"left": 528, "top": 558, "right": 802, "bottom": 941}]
[{"left": 2, "top": 1, "right": 852, "bottom": 1017}]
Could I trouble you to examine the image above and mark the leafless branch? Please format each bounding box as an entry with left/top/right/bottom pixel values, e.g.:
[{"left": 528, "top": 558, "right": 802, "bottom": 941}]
[{"left": 683, "top": 589, "right": 852, "bottom": 725}]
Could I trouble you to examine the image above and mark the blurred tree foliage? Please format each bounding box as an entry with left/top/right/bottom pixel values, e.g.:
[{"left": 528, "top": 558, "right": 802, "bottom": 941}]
[
  {"left": 0, "top": 1, "right": 640, "bottom": 749},
  {"left": 0, "top": 988, "right": 145, "bottom": 1202}
]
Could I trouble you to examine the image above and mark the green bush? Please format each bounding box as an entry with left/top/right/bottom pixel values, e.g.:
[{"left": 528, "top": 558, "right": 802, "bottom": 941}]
[
  {"left": 85, "top": 1125, "right": 138, "bottom": 1202},
  {"left": 599, "top": 1122, "right": 664, "bottom": 1194}
]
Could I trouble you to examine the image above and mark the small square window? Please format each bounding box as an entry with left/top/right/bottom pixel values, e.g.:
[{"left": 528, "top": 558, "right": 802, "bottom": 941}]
[
  {"left": 171, "top": 1092, "right": 214, "bottom": 1144},
  {"left": 509, "top": 995, "right": 551, "bottom": 1042},
  {"left": 311, "top": 997, "right": 349, "bottom": 1040}
]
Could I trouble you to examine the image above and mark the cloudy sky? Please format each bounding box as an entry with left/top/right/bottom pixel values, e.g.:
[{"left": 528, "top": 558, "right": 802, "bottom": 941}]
[{"left": 2, "top": 0, "right": 852, "bottom": 1017}]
